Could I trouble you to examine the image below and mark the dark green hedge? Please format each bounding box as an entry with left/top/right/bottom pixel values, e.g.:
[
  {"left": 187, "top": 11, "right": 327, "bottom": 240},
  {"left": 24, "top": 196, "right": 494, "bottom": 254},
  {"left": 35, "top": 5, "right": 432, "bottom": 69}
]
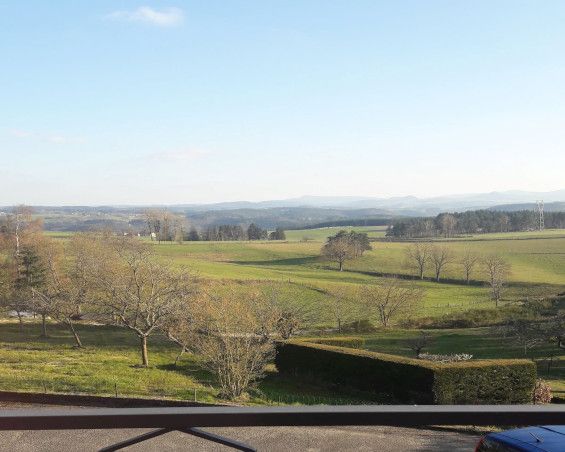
[
  {"left": 275, "top": 341, "right": 536, "bottom": 404},
  {"left": 308, "top": 337, "right": 365, "bottom": 349}
]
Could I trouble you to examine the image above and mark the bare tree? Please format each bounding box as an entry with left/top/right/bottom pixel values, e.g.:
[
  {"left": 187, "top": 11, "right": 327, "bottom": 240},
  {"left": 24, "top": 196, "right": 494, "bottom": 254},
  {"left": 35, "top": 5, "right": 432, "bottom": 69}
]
[
  {"left": 89, "top": 235, "right": 197, "bottom": 366},
  {"left": 461, "top": 248, "right": 480, "bottom": 284},
  {"left": 0, "top": 206, "right": 43, "bottom": 333},
  {"left": 321, "top": 235, "right": 353, "bottom": 271},
  {"left": 429, "top": 245, "right": 453, "bottom": 282},
  {"left": 405, "top": 243, "right": 431, "bottom": 280},
  {"left": 542, "top": 314, "right": 565, "bottom": 351},
  {"left": 483, "top": 255, "right": 511, "bottom": 306},
  {"left": 440, "top": 214, "right": 457, "bottom": 238},
  {"left": 30, "top": 238, "right": 81, "bottom": 346},
  {"left": 32, "top": 234, "right": 105, "bottom": 347},
  {"left": 326, "top": 285, "right": 357, "bottom": 333},
  {"left": 409, "top": 331, "right": 433, "bottom": 357},
  {"left": 192, "top": 285, "right": 276, "bottom": 399},
  {"left": 162, "top": 290, "right": 205, "bottom": 365},
  {"left": 144, "top": 209, "right": 162, "bottom": 241},
  {"left": 254, "top": 282, "right": 316, "bottom": 340},
  {"left": 499, "top": 319, "right": 544, "bottom": 356},
  {"left": 360, "top": 279, "right": 424, "bottom": 328}
]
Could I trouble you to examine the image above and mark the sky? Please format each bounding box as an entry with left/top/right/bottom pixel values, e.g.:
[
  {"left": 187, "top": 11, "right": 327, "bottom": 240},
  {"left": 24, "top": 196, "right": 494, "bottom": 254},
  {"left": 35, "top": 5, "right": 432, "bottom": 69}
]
[{"left": 1, "top": 1, "right": 565, "bottom": 205}]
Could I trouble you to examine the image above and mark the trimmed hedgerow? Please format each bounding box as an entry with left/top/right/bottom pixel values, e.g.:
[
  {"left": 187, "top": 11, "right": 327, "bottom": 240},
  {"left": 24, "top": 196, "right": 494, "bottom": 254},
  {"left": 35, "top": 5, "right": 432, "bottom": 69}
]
[
  {"left": 308, "top": 337, "right": 365, "bottom": 349},
  {"left": 275, "top": 341, "right": 536, "bottom": 404}
]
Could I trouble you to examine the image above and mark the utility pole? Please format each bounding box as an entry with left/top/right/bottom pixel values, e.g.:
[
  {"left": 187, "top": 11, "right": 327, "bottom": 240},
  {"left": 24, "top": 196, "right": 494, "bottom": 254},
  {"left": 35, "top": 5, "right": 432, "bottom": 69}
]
[{"left": 536, "top": 200, "right": 544, "bottom": 231}]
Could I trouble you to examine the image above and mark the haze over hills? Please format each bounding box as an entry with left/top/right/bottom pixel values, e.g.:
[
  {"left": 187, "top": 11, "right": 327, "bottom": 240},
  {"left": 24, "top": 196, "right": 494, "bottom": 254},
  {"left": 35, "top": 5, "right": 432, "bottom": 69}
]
[
  {"left": 2, "top": 190, "right": 564, "bottom": 231},
  {"left": 155, "top": 189, "right": 565, "bottom": 213}
]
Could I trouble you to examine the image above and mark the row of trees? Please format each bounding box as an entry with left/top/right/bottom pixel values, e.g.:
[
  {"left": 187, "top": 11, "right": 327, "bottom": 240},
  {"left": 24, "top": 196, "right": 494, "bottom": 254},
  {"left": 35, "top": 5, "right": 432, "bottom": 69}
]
[
  {"left": 0, "top": 209, "right": 294, "bottom": 398},
  {"left": 387, "top": 210, "right": 565, "bottom": 238},
  {"left": 192, "top": 224, "right": 286, "bottom": 242},
  {"left": 405, "top": 243, "right": 510, "bottom": 304},
  {"left": 144, "top": 210, "right": 287, "bottom": 243},
  {"left": 319, "top": 230, "right": 511, "bottom": 306},
  {"left": 144, "top": 210, "right": 187, "bottom": 242}
]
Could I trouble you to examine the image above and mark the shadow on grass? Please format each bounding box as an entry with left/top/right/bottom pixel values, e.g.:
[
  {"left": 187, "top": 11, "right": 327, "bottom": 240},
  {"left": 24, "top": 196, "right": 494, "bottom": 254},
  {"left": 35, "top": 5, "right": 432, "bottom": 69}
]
[
  {"left": 157, "top": 360, "right": 217, "bottom": 386},
  {"left": 257, "top": 371, "right": 390, "bottom": 405},
  {"left": 229, "top": 256, "right": 321, "bottom": 267}
]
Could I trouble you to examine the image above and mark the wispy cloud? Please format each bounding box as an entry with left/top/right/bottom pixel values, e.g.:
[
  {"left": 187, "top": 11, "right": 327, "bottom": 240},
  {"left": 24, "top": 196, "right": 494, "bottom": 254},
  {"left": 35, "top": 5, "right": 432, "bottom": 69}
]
[
  {"left": 10, "top": 129, "right": 34, "bottom": 139},
  {"left": 148, "top": 148, "right": 210, "bottom": 162},
  {"left": 9, "top": 129, "right": 84, "bottom": 145},
  {"left": 107, "top": 6, "right": 184, "bottom": 27}
]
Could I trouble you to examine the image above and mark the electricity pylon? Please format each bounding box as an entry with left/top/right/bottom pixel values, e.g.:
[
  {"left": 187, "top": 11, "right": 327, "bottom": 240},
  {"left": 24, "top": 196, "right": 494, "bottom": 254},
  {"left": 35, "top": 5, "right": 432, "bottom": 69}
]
[{"left": 536, "top": 200, "right": 544, "bottom": 231}]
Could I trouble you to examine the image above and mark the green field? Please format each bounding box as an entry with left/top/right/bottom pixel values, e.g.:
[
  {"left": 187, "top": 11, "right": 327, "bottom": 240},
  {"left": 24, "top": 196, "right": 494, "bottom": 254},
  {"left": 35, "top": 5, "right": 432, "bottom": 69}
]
[
  {"left": 285, "top": 225, "right": 388, "bottom": 241},
  {"left": 5, "top": 227, "right": 565, "bottom": 402},
  {"left": 0, "top": 321, "right": 371, "bottom": 405},
  {"left": 140, "top": 229, "right": 565, "bottom": 322}
]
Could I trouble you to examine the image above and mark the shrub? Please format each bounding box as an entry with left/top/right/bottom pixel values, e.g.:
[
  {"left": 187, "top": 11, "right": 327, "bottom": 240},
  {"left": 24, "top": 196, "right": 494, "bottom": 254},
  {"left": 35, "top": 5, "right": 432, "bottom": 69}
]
[
  {"left": 308, "top": 337, "right": 365, "bottom": 349},
  {"left": 341, "top": 319, "right": 376, "bottom": 333},
  {"left": 533, "top": 379, "right": 552, "bottom": 404},
  {"left": 275, "top": 341, "right": 536, "bottom": 404}
]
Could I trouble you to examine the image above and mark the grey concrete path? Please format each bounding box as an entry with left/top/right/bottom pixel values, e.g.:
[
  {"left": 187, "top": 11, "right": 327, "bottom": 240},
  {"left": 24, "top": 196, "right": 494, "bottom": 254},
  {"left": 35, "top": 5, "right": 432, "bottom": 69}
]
[
  {"left": 0, "top": 425, "right": 481, "bottom": 451},
  {"left": 0, "top": 402, "right": 481, "bottom": 451}
]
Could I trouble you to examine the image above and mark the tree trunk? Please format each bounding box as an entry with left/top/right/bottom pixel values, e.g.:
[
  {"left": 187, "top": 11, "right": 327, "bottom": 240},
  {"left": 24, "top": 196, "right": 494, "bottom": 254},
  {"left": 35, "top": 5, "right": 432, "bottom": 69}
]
[
  {"left": 68, "top": 321, "right": 82, "bottom": 348},
  {"left": 339, "top": 261, "right": 343, "bottom": 271},
  {"left": 337, "top": 319, "right": 341, "bottom": 334},
  {"left": 140, "top": 335, "right": 149, "bottom": 367},
  {"left": 40, "top": 314, "right": 47, "bottom": 337},
  {"left": 174, "top": 346, "right": 186, "bottom": 366},
  {"left": 17, "top": 312, "right": 24, "bottom": 334}
]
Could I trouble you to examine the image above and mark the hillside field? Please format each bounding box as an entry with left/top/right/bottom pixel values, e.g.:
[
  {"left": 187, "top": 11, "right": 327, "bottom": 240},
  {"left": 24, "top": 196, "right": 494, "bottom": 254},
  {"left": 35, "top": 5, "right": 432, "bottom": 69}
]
[
  {"left": 135, "top": 228, "right": 565, "bottom": 322},
  {"left": 8, "top": 227, "right": 563, "bottom": 401}
]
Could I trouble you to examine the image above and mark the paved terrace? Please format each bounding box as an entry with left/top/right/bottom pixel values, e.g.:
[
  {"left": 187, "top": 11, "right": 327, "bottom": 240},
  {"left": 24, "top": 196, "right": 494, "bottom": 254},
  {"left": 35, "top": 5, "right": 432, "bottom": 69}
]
[{"left": 0, "top": 402, "right": 483, "bottom": 451}]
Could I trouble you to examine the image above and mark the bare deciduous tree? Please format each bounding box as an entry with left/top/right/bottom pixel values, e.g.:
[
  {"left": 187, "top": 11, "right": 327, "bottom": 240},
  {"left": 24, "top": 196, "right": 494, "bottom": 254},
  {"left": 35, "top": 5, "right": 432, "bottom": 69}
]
[
  {"left": 483, "top": 255, "right": 511, "bottom": 306},
  {"left": 193, "top": 285, "right": 276, "bottom": 399},
  {"left": 360, "top": 279, "right": 424, "bottom": 328},
  {"left": 440, "top": 214, "right": 457, "bottom": 238},
  {"left": 461, "top": 248, "right": 480, "bottom": 284},
  {"left": 0, "top": 206, "right": 44, "bottom": 333},
  {"left": 409, "top": 330, "right": 433, "bottom": 357},
  {"left": 429, "top": 245, "right": 453, "bottom": 282},
  {"left": 89, "top": 235, "right": 197, "bottom": 366},
  {"left": 322, "top": 235, "right": 353, "bottom": 271},
  {"left": 254, "top": 282, "right": 315, "bottom": 340},
  {"left": 405, "top": 243, "right": 431, "bottom": 280},
  {"left": 499, "top": 319, "right": 544, "bottom": 355},
  {"left": 326, "top": 285, "right": 357, "bottom": 333}
]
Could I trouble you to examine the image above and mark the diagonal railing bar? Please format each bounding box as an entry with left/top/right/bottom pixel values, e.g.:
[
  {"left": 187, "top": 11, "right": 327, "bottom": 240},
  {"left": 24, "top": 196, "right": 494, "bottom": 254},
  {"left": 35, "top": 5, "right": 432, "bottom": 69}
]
[
  {"left": 99, "top": 428, "right": 172, "bottom": 452},
  {"left": 98, "top": 427, "right": 256, "bottom": 452},
  {"left": 180, "top": 427, "right": 256, "bottom": 452}
]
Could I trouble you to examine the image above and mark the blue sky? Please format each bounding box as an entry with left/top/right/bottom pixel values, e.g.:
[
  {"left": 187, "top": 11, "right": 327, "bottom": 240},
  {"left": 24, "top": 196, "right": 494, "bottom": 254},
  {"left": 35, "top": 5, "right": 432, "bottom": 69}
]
[{"left": 1, "top": 1, "right": 565, "bottom": 205}]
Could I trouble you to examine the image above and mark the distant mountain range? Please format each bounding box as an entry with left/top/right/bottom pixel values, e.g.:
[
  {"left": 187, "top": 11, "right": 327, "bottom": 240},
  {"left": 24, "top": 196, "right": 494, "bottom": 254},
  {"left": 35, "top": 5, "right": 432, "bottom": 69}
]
[
  {"left": 2, "top": 190, "right": 564, "bottom": 231},
  {"left": 174, "top": 190, "right": 565, "bottom": 214}
]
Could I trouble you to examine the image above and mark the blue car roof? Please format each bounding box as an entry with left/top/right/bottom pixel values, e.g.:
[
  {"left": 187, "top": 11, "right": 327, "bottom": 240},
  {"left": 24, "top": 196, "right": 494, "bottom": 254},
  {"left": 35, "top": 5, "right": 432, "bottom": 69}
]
[{"left": 488, "top": 426, "right": 565, "bottom": 452}]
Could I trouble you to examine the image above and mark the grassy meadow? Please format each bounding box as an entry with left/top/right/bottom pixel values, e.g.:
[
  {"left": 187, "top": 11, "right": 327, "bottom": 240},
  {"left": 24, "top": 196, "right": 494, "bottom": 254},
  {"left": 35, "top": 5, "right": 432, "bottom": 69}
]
[
  {"left": 144, "top": 228, "right": 565, "bottom": 321},
  {"left": 2, "top": 226, "right": 564, "bottom": 402}
]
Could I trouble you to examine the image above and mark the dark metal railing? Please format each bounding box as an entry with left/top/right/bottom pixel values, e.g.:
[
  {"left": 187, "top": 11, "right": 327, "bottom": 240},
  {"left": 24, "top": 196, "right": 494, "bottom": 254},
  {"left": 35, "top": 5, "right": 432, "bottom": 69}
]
[{"left": 1, "top": 405, "right": 564, "bottom": 451}]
